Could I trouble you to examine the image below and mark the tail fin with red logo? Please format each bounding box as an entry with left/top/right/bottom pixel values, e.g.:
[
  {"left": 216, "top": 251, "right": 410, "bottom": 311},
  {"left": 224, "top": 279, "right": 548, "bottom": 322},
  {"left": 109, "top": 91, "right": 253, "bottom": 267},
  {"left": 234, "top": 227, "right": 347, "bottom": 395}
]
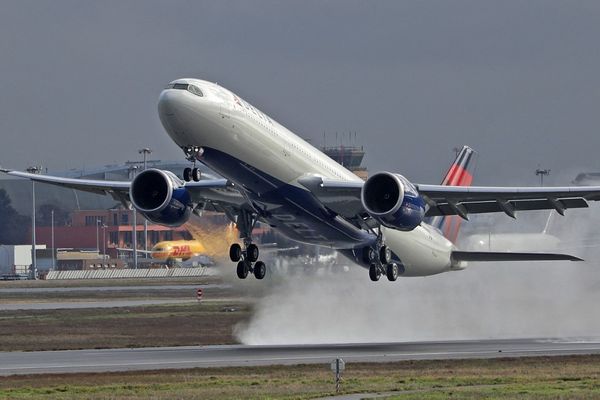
[{"left": 430, "top": 146, "right": 477, "bottom": 243}]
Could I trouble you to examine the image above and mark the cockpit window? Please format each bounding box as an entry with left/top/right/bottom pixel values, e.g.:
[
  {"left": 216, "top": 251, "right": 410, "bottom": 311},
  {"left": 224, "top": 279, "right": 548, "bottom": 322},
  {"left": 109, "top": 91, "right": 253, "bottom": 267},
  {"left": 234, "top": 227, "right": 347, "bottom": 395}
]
[
  {"left": 187, "top": 84, "right": 203, "bottom": 97},
  {"left": 165, "top": 83, "right": 203, "bottom": 97},
  {"left": 165, "top": 83, "right": 188, "bottom": 90}
]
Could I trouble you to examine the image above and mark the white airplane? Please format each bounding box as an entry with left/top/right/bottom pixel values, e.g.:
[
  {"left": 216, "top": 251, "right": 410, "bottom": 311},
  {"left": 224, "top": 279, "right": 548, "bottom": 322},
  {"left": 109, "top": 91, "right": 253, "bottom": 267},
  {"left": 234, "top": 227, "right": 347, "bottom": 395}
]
[{"left": 4, "top": 78, "right": 600, "bottom": 282}]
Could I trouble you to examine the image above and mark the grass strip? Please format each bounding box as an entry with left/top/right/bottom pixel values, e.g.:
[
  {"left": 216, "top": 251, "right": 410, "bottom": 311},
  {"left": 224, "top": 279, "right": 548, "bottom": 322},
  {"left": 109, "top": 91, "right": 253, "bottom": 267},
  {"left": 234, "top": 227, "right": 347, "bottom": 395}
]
[
  {"left": 0, "top": 302, "right": 249, "bottom": 351},
  {"left": 1, "top": 355, "right": 599, "bottom": 399}
]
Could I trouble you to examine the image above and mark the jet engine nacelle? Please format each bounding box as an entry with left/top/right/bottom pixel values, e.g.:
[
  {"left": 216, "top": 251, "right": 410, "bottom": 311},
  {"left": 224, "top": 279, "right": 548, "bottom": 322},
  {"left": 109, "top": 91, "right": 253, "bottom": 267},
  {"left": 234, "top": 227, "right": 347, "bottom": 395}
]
[
  {"left": 361, "top": 172, "right": 426, "bottom": 231},
  {"left": 130, "top": 168, "right": 192, "bottom": 227}
]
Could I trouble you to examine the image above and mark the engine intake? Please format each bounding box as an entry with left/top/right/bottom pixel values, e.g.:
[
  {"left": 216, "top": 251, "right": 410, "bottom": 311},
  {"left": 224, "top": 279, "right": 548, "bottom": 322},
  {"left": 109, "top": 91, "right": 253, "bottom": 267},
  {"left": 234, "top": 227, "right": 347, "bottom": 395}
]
[
  {"left": 130, "top": 169, "right": 192, "bottom": 227},
  {"left": 361, "top": 172, "right": 425, "bottom": 231}
]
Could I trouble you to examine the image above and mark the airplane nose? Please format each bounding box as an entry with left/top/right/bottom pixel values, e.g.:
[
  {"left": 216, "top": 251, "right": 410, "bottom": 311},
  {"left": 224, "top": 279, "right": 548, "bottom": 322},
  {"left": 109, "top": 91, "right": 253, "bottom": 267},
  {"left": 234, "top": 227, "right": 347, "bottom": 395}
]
[
  {"left": 157, "top": 89, "right": 181, "bottom": 116},
  {"left": 157, "top": 90, "right": 190, "bottom": 142},
  {"left": 158, "top": 88, "right": 203, "bottom": 120}
]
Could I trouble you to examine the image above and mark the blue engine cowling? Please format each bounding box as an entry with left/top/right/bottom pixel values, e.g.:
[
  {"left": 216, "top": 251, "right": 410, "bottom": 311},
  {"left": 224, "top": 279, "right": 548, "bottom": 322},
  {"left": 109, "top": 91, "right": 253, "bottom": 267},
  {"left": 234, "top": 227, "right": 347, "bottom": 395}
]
[
  {"left": 130, "top": 168, "right": 192, "bottom": 227},
  {"left": 361, "top": 172, "right": 425, "bottom": 231}
]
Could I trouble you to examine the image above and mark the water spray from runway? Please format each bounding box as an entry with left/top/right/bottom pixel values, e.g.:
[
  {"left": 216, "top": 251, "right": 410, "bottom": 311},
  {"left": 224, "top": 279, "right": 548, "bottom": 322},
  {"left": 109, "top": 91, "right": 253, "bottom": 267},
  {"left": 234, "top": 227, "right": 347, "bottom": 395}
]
[{"left": 235, "top": 202, "right": 600, "bottom": 345}]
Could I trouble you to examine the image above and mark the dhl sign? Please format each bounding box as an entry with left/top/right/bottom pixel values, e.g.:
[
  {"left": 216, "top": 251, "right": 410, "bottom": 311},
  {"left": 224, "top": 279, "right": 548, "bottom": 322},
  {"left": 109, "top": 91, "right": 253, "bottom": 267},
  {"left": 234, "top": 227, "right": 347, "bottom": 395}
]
[{"left": 171, "top": 245, "right": 191, "bottom": 257}]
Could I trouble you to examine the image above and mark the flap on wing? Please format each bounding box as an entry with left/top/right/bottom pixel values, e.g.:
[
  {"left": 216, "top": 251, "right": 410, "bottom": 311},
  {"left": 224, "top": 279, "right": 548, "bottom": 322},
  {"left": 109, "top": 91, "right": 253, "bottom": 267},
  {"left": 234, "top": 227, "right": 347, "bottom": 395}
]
[
  {"left": 419, "top": 183, "right": 600, "bottom": 218},
  {"left": 427, "top": 198, "right": 589, "bottom": 217},
  {"left": 452, "top": 251, "right": 583, "bottom": 262}
]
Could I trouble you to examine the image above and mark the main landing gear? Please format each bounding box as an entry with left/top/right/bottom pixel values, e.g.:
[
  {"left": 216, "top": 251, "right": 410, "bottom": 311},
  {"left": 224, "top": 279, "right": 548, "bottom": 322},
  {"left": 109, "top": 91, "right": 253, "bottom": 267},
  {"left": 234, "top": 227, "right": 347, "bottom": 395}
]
[
  {"left": 229, "top": 242, "right": 266, "bottom": 280},
  {"left": 363, "top": 243, "right": 402, "bottom": 282},
  {"left": 228, "top": 210, "right": 267, "bottom": 280}
]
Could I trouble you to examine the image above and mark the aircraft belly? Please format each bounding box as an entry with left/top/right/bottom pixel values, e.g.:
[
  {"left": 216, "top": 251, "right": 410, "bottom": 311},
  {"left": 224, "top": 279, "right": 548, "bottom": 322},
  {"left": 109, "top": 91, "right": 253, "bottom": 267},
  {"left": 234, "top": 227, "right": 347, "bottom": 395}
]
[
  {"left": 199, "top": 147, "right": 375, "bottom": 248},
  {"left": 383, "top": 225, "right": 453, "bottom": 276}
]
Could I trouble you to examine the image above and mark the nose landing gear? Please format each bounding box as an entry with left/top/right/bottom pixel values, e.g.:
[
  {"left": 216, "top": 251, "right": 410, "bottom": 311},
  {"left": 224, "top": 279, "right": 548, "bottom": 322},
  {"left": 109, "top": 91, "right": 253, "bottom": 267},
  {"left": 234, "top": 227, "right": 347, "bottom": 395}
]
[
  {"left": 181, "top": 146, "right": 203, "bottom": 182},
  {"left": 183, "top": 167, "right": 201, "bottom": 182}
]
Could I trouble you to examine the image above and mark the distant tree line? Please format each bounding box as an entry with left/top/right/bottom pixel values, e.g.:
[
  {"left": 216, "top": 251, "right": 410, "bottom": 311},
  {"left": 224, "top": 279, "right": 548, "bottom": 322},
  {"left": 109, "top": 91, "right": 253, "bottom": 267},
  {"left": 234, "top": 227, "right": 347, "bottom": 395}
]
[
  {"left": 0, "top": 189, "right": 72, "bottom": 245},
  {"left": 0, "top": 189, "right": 30, "bottom": 244}
]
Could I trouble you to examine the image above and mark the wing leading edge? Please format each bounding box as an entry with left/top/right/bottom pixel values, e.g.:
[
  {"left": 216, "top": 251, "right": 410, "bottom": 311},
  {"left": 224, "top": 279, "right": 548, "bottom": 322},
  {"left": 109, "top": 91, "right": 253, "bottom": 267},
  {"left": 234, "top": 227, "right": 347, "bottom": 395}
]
[{"left": 0, "top": 168, "right": 234, "bottom": 206}]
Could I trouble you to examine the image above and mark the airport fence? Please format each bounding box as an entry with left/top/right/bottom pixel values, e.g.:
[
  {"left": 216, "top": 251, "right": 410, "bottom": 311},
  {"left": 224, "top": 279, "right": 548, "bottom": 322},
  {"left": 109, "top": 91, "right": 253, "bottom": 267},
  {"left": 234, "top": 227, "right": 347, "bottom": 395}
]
[{"left": 45, "top": 267, "right": 216, "bottom": 280}]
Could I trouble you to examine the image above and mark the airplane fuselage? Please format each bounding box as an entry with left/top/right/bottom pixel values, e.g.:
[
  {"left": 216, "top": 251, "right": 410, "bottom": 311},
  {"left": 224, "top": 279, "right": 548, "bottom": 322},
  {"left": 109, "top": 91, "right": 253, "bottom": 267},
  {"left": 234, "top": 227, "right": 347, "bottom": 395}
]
[
  {"left": 151, "top": 240, "right": 206, "bottom": 261},
  {"left": 158, "top": 79, "right": 455, "bottom": 276}
]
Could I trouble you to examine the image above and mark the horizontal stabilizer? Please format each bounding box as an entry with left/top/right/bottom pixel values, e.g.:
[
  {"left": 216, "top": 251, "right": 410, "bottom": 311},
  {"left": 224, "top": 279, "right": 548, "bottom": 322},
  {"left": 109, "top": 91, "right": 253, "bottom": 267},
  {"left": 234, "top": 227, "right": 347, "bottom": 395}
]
[{"left": 452, "top": 251, "right": 583, "bottom": 262}]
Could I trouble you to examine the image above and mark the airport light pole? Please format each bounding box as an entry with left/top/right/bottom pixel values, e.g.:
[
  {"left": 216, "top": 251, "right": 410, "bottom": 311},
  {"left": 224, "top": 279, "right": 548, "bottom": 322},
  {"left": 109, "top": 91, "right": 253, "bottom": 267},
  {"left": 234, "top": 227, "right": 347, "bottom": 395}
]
[
  {"left": 139, "top": 148, "right": 152, "bottom": 258},
  {"left": 51, "top": 209, "right": 55, "bottom": 271},
  {"left": 26, "top": 166, "right": 42, "bottom": 279},
  {"left": 536, "top": 167, "right": 551, "bottom": 187},
  {"left": 129, "top": 164, "right": 139, "bottom": 269},
  {"left": 96, "top": 219, "right": 100, "bottom": 254},
  {"left": 133, "top": 209, "right": 138, "bottom": 268},
  {"left": 102, "top": 223, "right": 107, "bottom": 259}
]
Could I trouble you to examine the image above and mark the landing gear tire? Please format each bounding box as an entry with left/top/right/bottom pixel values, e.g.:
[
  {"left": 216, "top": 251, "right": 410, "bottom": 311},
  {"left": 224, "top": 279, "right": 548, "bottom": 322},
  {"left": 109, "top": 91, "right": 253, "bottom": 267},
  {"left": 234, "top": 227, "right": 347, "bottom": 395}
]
[
  {"left": 369, "top": 265, "right": 381, "bottom": 282},
  {"left": 183, "top": 167, "right": 192, "bottom": 182},
  {"left": 236, "top": 260, "right": 250, "bottom": 279},
  {"left": 246, "top": 244, "right": 259, "bottom": 262},
  {"left": 363, "top": 246, "right": 376, "bottom": 264},
  {"left": 229, "top": 243, "right": 242, "bottom": 262},
  {"left": 191, "top": 167, "right": 201, "bottom": 182},
  {"left": 386, "top": 263, "right": 399, "bottom": 281},
  {"left": 254, "top": 261, "right": 266, "bottom": 280},
  {"left": 379, "top": 245, "right": 392, "bottom": 265}
]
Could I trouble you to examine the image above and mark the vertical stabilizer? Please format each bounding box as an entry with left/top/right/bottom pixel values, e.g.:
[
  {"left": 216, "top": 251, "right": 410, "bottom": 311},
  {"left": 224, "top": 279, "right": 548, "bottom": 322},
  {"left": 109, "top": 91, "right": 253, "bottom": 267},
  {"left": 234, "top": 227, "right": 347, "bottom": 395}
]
[{"left": 430, "top": 146, "right": 477, "bottom": 243}]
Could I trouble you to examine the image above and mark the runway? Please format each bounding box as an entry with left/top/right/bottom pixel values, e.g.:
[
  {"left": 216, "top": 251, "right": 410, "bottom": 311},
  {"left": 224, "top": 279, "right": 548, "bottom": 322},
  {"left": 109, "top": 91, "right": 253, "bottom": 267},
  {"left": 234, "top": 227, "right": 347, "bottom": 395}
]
[
  {"left": 0, "top": 284, "right": 229, "bottom": 293},
  {"left": 0, "top": 283, "right": 229, "bottom": 310},
  {"left": 1, "top": 338, "right": 600, "bottom": 376},
  {"left": 0, "top": 299, "right": 198, "bottom": 310}
]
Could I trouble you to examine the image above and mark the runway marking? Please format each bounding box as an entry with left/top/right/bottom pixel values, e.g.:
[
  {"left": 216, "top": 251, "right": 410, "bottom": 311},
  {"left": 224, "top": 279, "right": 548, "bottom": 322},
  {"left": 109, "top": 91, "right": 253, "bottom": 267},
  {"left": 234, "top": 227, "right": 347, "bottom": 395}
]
[{"left": 3, "top": 346, "right": 600, "bottom": 374}]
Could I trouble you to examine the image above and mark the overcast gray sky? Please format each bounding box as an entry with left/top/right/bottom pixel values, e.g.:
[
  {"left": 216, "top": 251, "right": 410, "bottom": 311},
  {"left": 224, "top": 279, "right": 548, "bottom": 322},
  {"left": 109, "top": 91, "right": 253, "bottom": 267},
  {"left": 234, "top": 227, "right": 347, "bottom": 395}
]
[{"left": 1, "top": 0, "right": 600, "bottom": 185}]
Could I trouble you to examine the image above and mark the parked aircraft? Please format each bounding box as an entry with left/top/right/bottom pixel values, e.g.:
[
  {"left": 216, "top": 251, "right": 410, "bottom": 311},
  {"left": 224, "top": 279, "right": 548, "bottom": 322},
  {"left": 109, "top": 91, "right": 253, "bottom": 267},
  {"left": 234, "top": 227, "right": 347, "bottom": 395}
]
[
  {"left": 149, "top": 240, "right": 206, "bottom": 263},
  {"left": 4, "top": 78, "right": 600, "bottom": 282}
]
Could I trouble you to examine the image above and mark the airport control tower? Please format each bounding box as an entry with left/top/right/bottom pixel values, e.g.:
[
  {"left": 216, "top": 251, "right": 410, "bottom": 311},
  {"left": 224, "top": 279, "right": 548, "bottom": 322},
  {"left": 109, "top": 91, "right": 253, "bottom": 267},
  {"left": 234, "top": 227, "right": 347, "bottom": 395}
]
[{"left": 321, "top": 145, "right": 368, "bottom": 180}]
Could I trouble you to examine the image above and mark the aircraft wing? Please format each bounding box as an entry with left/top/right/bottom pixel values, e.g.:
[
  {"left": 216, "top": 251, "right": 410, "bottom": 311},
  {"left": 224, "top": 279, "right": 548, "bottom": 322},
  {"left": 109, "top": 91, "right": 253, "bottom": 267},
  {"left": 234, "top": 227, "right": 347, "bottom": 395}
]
[
  {"left": 0, "top": 168, "right": 238, "bottom": 208},
  {"left": 298, "top": 176, "right": 600, "bottom": 220},
  {"left": 0, "top": 168, "right": 131, "bottom": 194},
  {"left": 451, "top": 251, "right": 582, "bottom": 262},
  {"left": 417, "top": 184, "right": 600, "bottom": 219}
]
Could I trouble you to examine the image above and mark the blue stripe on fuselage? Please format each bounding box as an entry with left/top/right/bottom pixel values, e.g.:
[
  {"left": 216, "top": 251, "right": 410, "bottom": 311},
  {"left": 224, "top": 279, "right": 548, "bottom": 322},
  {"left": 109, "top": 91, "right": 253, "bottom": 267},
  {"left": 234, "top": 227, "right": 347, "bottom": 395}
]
[{"left": 198, "top": 147, "right": 375, "bottom": 249}]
